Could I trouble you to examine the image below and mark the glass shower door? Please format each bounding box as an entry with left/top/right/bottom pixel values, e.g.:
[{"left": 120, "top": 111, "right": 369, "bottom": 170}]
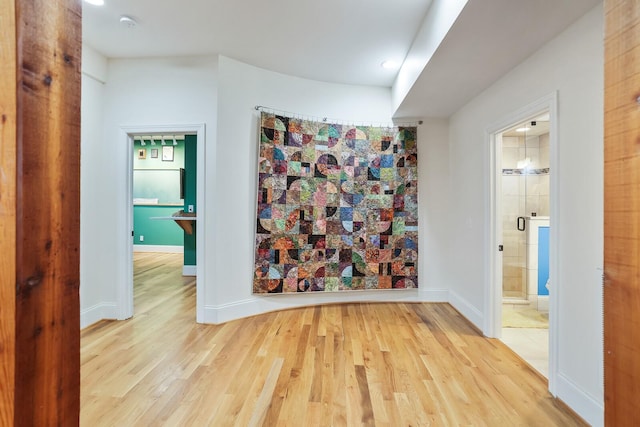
[
  {"left": 501, "top": 128, "right": 527, "bottom": 300},
  {"left": 501, "top": 118, "right": 550, "bottom": 300}
]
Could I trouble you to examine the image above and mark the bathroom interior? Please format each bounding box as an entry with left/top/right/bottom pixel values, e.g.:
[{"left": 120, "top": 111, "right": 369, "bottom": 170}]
[{"left": 499, "top": 112, "right": 550, "bottom": 378}]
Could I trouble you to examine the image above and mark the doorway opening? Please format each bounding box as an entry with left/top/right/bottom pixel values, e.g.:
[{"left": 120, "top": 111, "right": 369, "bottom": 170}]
[
  {"left": 133, "top": 134, "right": 189, "bottom": 256},
  {"left": 120, "top": 124, "right": 206, "bottom": 323},
  {"left": 486, "top": 92, "right": 558, "bottom": 393},
  {"left": 499, "top": 114, "right": 550, "bottom": 378},
  {"left": 131, "top": 133, "right": 196, "bottom": 314}
]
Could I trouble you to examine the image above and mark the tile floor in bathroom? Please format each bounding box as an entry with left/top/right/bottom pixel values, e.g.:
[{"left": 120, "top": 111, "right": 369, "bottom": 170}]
[
  {"left": 501, "top": 327, "right": 549, "bottom": 378},
  {"left": 500, "top": 302, "right": 549, "bottom": 378}
]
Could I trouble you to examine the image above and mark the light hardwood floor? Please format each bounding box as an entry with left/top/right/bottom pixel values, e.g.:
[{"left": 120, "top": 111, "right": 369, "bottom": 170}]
[{"left": 81, "top": 253, "right": 586, "bottom": 426}]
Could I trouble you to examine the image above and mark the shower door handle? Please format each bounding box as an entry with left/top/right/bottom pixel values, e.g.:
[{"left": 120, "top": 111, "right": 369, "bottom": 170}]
[{"left": 517, "top": 216, "right": 526, "bottom": 231}]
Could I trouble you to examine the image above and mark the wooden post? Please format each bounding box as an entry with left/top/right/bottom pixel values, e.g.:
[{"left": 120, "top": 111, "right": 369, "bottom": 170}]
[
  {"left": 0, "top": 0, "right": 18, "bottom": 424},
  {"left": 604, "top": 0, "right": 640, "bottom": 424},
  {"left": 0, "top": 0, "right": 82, "bottom": 425}
]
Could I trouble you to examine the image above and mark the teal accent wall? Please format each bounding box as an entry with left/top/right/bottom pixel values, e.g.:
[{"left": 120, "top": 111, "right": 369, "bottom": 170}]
[
  {"left": 133, "top": 137, "right": 185, "bottom": 247},
  {"left": 183, "top": 134, "right": 197, "bottom": 266},
  {"left": 134, "top": 206, "right": 184, "bottom": 246}
]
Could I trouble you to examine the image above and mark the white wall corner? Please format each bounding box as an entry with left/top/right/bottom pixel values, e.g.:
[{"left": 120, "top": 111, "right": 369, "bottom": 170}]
[
  {"left": 448, "top": 289, "right": 483, "bottom": 330},
  {"left": 556, "top": 373, "right": 604, "bottom": 427},
  {"left": 201, "top": 304, "right": 220, "bottom": 324},
  {"left": 81, "top": 44, "right": 108, "bottom": 83},
  {"left": 80, "top": 302, "right": 118, "bottom": 329},
  {"left": 205, "top": 299, "right": 260, "bottom": 325}
]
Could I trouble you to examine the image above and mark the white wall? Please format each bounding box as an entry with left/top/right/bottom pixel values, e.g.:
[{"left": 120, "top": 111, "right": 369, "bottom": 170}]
[
  {"left": 82, "top": 45, "right": 107, "bottom": 83},
  {"left": 447, "top": 5, "right": 603, "bottom": 425},
  {"left": 207, "top": 56, "right": 447, "bottom": 323},
  {"left": 80, "top": 46, "right": 109, "bottom": 327},
  {"left": 80, "top": 56, "right": 218, "bottom": 326},
  {"left": 417, "top": 118, "right": 451, "bottom": 297},
  {"left": 81, "top": 53, "right": 449, "bottom": 326}
]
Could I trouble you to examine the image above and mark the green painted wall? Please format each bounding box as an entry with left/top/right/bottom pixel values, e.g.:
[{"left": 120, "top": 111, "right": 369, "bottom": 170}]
[
  {"left": 183, "top": 134, "right": 197, "bottom": 266},
  {"left": 133, "top": 137, "right": 185, "bottom": 247},
  {"left": 133, "top": 206, "right": 184, "bottom": 246}
]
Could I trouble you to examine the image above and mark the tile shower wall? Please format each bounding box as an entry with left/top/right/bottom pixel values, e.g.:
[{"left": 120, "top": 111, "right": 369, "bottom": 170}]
[{"left": 502, "top": 133, "right": 550, "bottom": 298}]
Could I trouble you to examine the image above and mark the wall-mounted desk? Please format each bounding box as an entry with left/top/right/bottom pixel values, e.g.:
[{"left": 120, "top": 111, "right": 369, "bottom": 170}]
[{"left": 150, "top": 212, "right": 197, "bottom": 235}]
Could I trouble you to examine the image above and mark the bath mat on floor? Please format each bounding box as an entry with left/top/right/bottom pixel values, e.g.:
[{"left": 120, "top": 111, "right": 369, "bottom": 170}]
[{"left": 502, "top": 308, "right": 549, "bottom": 328}]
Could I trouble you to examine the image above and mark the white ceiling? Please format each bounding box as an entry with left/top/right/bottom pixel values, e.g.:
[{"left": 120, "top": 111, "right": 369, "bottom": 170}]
[
  {"left": 394, "top": 0, "right": 601, "bottom": 118},
  {"left": 82, "top": 0, "right": 434, "bottom": 88},
  {"left": 82, "top": 0, "right": 601, "bottom": 118}
]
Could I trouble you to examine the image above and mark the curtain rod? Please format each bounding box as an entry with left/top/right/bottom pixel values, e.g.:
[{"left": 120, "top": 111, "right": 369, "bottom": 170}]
[{"left": 254, "top": 105, "right": 422, "bottom": 127}]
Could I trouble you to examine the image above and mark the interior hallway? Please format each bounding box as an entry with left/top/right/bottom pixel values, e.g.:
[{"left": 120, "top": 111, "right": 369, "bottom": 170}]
[{"left": 80, "top": 253, "right": 584, "bottom": 426}]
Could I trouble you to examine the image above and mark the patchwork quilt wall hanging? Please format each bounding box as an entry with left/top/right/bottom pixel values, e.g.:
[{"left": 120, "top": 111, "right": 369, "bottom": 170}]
[{"left": 253, "top": 112, "right": 418, "bottom": 293}]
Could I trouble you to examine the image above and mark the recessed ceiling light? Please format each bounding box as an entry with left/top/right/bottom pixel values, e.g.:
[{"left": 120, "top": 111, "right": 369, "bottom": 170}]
[
  {"left": 119, "top": 16, "right": 138, "bottom": 28},
  {"left": 84, "top": 0, "right": 104, "bottom": 5},
  {"left": 516, "top": 127, "right": 530, "bottom": 132},
  {"left": 381, "top": 60, "right": 399, "bottom": 70}
]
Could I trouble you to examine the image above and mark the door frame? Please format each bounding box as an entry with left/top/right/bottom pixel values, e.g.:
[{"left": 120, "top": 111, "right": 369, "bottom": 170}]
[
  {"left": 119, "top": 123, "right": 206, "bottom": 323},
  {"left": 484, "top": 91, "right": 559, "bottom": 394}
]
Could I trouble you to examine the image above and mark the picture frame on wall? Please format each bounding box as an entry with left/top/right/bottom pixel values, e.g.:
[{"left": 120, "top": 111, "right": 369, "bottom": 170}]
[
  {"left": 162, "top": 146, "right": 174, "bottom": 162},
  {"left": 138, "top": 148, "right": 146, "bottom": 159},
  {"left": 150, "top": 148, "right": 158, "bottom": 158}
]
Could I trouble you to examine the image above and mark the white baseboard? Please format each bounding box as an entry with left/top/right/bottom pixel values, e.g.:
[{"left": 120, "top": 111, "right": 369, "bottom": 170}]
[
  {"left": 80, "top": 302, "right": 118, "bottom": 329},
  {"left": 182, "top": 265, "right": 197, "bottom": 276},
  {"left": 201, "top": 288, "right": 446, "bottom": 325},
  {"left": 556, "top": 372, "right": 604, "bottom": 427},
  {"left": 418, "top": 288, "right": 449, "bottom": 302},
  {"left": 201, "top": 305, "right": 218, "bottom": 324},
  {"left": 201, "top": 289, "right": 459, "bottom": 327},
  {"left": 448, "top": 289, "right": 483, "bottom": 329},
  {"left": 133, "top": 245, "right": 183, "bottom": 253}
]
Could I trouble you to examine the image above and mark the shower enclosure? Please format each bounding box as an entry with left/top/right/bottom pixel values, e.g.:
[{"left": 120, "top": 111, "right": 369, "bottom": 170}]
[{"left": 501, "top": 118, "right": 550, "bottom": 301}]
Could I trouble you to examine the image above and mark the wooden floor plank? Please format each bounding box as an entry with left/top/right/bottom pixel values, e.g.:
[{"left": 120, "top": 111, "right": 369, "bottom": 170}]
[{"left": 81, "top": 253, "right": 587, "bottom": 426}]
